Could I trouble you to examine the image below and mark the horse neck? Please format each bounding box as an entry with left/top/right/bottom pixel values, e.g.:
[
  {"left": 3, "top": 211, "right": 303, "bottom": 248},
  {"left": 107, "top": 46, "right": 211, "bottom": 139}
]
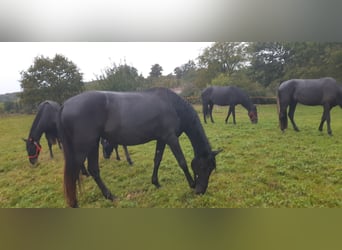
[
  {"left": 29, "top": 111, "right": 46, "bottom": 141},
  {"left": 184, "top": 118, "right": 212, "bottom": 158},
  {"left": 168, "top": 88, "right": 212, "bottom": 157},
  {"left": 240, "top": 96, "right": 254, "bottom": 112}
]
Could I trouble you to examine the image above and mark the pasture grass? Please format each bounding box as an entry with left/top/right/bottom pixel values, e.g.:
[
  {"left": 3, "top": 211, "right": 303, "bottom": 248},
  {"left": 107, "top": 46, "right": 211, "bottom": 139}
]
[{"left": 0, "top": 104, "right": 341, "bottom": 208}]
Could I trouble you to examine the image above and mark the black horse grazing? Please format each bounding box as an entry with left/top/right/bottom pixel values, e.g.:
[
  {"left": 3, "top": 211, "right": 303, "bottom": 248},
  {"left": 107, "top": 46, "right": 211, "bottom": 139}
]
[
  {"left": 201, "top": 86, "right": 258, "bottom": 124},
  {"left": 23, "top": 100, "right": 62, "bottom": 165},
  {"left": 100, "top": 138, "right": 133, "bottom": 165},
  {"left": 59, "top": 88, "right": 220, "bottom": 207},
  {"left": 277, "top": 77, "right": 342, "bottom": 135}
]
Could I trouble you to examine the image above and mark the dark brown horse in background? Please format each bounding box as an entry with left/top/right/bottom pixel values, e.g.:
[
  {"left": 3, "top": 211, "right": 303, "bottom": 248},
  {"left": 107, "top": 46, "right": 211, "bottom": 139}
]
[
  {"left": 277, "top": 77, "right": 342, "bottom": 135},
  {"left": 201, "top": 86, "right": 258, "bottom": 124},
  {"left": 23, "top": 101, "right": 62, "bottom": 165},
  {"left": 58, "top": 88, "right": 220, "bottom": 207}
]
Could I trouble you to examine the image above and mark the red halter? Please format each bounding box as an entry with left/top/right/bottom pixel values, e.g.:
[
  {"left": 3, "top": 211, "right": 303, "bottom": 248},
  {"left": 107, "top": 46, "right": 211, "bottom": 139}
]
[{"left": 28, "top": 140, "right": 42, "bottom": 159}]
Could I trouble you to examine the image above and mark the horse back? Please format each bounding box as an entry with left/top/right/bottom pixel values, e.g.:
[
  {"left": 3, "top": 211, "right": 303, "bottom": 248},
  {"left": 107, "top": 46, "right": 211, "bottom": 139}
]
[
  {"left": 279, "top": 78, "right": 340, "bottom": 106},
  {"left": 61, "top": 90, "right": 181, "bottom": 146},
  {"left": 104, "top": 91, "right": 180, "bottom": 145},
  {"left": 207, "top": 86, "right": 245, "bottom": 106}
]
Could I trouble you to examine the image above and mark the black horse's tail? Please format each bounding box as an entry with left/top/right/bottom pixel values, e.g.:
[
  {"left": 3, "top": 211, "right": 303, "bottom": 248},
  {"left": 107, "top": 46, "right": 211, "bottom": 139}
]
[
  {"left": 58, "top": 105, "right": 80, "bottom": 208},
  {"left": 277, "top": 90, "right": 287, "bottom": 131}
]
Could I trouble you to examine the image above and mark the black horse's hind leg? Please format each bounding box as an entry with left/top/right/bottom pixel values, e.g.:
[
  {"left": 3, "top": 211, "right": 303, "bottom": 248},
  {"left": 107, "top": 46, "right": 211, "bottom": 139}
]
[
  {"left": 319, "top": 105, "right": 332, "bottom": 135},
  {"left": 278, "top": 102, "right": 288, "bottom": 132},
  {"left": 152, "top": 140, "right": 166, "bottom": 188},
  {"left": 288, "top": 102, "right": 299, "bottom": 131},
  {"left": 167, "top": 136, "right": 195, "bottom": 189},
  {"left": 114, "top": 145, "right": 121, "bottom": 161},
  {"left": 225, "top": 106, "right": 232, "bottom": 123},
  {"left": 45, "top": 134, "right": 54, "bottom": 158},
  {"left": 209, "top": 103, "right": 215, "bottom": 123},
  {"left": 123, "top": 146, "right": 133, "bottom": 165},
  {"left": 87, "top": 144, "right": 115, "bottom": 201}
]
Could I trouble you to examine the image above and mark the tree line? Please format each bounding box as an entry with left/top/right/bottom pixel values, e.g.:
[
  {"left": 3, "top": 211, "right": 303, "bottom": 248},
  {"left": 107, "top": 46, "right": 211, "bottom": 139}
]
[{"left": 3, "top": 42, "right": 342, "bottom": 113}]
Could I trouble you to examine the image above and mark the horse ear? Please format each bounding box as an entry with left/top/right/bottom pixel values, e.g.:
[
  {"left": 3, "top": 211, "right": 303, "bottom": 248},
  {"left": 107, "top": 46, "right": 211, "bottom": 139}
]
[{"left": 212, "top": 149, "right": 223, "bottom": 157}]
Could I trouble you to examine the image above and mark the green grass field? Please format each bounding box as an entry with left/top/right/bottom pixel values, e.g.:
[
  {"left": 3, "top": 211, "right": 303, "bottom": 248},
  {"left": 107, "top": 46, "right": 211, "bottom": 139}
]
[{"left": 0, "top": 104, "right": 341, "bottom": 208}]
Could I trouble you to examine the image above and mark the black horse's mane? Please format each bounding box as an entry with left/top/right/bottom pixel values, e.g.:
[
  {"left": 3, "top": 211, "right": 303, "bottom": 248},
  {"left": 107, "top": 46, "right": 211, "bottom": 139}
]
[
  {"left": 29, "top": 101, "right": 59, "bottom": 139},
  {"left": 153, "top": 87, "right": 212, "bottom": 157},
  {"left": 29, "top": 101, "right": 48, "bottom": 138}
]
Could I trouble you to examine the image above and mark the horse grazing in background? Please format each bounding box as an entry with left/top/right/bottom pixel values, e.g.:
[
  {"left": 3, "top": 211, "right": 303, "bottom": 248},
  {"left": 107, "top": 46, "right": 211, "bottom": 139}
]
[
  {"left": 277, "top": 77, "right": 342, "bottom": 135},
  {"left": 201, "top": 86, "right": 258, "bottom": 124},
  {"left": 23, "top": 100, "right": 61, "bottom": 165},
  {"left": 100, "top": 138, "right": 133, "bottom": 165},
  {"left": 58, "top": 88, "right": 220, "bottom": 207}
]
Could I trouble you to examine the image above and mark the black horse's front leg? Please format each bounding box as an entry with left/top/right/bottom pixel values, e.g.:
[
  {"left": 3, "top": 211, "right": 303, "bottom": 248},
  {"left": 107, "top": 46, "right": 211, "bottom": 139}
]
[
  {"left": 123, "top": 146, "right": 133, "bottom": 165},
  {"left": 48, "top": 143, "right": 54, "bottom": 158},
  {"left": 167, "top": 137, "right": 195, "bottom": 189},
  {"left": 225, "top": 106, "right": 232, "bottom": 123},
  {"left": 114, "top": 145, "right": 121, "bottom": 161},
  {"left": 231, "top": 106, "right": 236, "bottom": 124},
  {"left": 80, "top": 163, "right": 89, "bottom": 176}
]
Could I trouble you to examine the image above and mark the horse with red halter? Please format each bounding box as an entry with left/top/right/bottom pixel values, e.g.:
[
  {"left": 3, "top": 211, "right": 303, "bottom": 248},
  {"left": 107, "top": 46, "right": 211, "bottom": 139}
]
[{"left": 23, "top": 100, "right": 61, "bottom": 165}]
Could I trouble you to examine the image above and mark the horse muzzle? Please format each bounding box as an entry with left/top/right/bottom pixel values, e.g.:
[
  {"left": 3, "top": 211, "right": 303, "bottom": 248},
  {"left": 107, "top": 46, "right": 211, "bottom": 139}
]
[
  {"left": 195, "top": 182, "right": 208, "bottom": 195},
  {"left": 29, "top": 158, "right": 38, "bottom": 166}
]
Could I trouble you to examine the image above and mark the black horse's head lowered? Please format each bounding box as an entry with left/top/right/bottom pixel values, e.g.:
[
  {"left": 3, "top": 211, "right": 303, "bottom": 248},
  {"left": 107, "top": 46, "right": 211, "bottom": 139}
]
[
  {"left": 191, "top": 150, "right": 221, "bottom": 194},
  {"left": 59, "top": 88, "right": 220, "bottom": 207},
  {"left": 23, "top": 138, "right": 42, "bottom": 165},
  {"left": 24, "top": 100, "right": 61, "bottom": 165},
  {"left": 248, "top": 105, "right": 258, "bottom": 124}
]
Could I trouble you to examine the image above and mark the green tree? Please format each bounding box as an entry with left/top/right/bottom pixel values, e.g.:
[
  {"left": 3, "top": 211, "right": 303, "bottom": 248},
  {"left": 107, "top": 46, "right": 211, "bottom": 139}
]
[
  {"left": 174, "top": 60, "right": 197, "bottom": 80},
  {"left": 149, "top": 64, "right": 163, "bottom": 78},
  {"left": 282, "top": 42, "right": 342, "bottom": 81},
  {"left": 198, "top": 42, "right": 248, "bottom": 77},
  {"left": 247, "top": 42, "right": 290, "bottom": 87},
  {"left": 324, "top": 43, "right": 342, "bottom": 81},
  {"left": 20, "top": 54, "right": 84, "bottom": 111},
  {"left": 97, "top": 63, "right": 145, "bottom": 91}
]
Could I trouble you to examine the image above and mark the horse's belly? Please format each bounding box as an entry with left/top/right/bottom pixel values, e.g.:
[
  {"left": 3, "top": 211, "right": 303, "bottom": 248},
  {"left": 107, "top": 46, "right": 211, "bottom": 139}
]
[
  {"left": 294, "top": 91, "right": 323, "bottom": 106},
  {"left": 114, "top": 130, "right": 156, "bottom": 146}
]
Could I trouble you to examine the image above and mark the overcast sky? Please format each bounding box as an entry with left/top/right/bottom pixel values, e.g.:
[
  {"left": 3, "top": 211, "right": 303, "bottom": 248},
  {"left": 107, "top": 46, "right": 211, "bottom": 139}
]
[{"left": 0, "top": 42, "right": 212, "bottom": 94}]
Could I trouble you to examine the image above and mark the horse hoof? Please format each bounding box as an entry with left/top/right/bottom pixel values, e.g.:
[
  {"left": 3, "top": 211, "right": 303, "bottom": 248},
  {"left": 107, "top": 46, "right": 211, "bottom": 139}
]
[{"left": 107, "top": 193, "right": 116, "bottom": 201}]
